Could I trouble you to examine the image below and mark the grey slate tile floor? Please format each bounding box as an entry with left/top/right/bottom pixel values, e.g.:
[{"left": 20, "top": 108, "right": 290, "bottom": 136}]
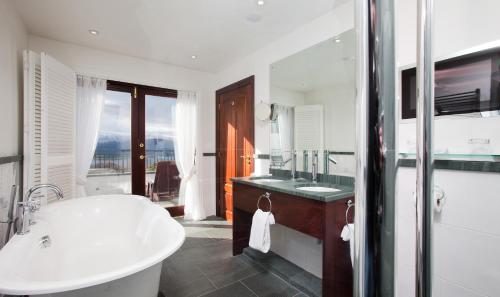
[{"left": 159, "top": 216, "right": 308, "bottom": 297}]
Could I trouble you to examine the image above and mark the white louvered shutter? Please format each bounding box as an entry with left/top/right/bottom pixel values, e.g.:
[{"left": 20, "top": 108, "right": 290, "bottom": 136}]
[
  {"left": 40, "top": 53, "right": 76, "bottom": 202},
  {"left": 23, "top": 50, "right": 43, "bottom": 194},
  {"left": 294, "top": 105, "right": 324, "bottom": 151}
]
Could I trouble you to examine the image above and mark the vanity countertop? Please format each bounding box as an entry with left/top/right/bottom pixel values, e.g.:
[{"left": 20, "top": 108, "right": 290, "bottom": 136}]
[{"left": 231, "top": 176, "right": 354, "bottom": 203}]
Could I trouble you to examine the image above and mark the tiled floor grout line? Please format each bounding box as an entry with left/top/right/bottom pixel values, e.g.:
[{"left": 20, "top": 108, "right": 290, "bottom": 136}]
[
  {"left": 194, "top": 256, "right": 258, "bottom": 295},
  {"left": 239, "top": 280, "right": 260, "bottom": 297},
  {"left": 193, "top": 284, "right": 220, "bottom": 297},
  {"left": 195, "top": 265, "right": 218, "bottom": 292},
  {"left": 195, "top": 277, "right": 256, "bottom": 297},
  {"left": 237, "top": 269, "right": 307, "bottom": 297}
]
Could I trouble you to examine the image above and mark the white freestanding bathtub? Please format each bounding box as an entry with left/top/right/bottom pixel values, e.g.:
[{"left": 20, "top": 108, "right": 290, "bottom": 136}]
[{"left": 0, "top": 195, "right": 185, "bottom": 297}]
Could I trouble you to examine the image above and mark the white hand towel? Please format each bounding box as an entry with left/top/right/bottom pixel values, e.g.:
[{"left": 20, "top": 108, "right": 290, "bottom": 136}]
[
  {"left": 249, "top": 209, "right": 275, "bottom": 253},
  {"left": 341, "top": 223, "right": 355, "bottom": 268}
]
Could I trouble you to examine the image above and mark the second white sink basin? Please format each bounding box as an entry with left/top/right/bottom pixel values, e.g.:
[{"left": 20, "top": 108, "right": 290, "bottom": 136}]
[{"left": 296, "top": 186, "right": 341, "bottom": 193}]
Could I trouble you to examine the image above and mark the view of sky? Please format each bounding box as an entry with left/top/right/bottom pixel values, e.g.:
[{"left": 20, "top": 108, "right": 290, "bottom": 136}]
[
  {"left": 96, "top": 90, "right": 176, "bottom": 151},
  {"left": 145, "top": 94, "right": 176, "bottom": 140},
  {"left": 99, "top": 90, "right": 131, "bottom": 138}
]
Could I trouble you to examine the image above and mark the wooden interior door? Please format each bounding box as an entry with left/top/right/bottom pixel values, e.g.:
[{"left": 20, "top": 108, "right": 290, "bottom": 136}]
[{"left": 216, "top": 76, "right": 254, "bottom": 222}]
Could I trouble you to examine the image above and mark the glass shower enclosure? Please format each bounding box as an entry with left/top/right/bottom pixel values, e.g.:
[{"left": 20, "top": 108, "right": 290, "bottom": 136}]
[{"left": 354, "top": 0, "right": 500, "bottom": 296}]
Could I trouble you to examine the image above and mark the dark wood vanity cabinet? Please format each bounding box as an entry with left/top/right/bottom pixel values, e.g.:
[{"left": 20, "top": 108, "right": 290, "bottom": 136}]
[{"left": 232, "top": 182, "right": 354, "bottom": 297}]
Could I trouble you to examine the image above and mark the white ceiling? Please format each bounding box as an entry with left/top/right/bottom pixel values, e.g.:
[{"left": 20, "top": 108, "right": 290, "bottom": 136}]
[
  {"left": 270, "top": 29, "right": 355, "bottom": 93},
  {"left": 12, "top": 0, "right": 350, "bottom": 73}
]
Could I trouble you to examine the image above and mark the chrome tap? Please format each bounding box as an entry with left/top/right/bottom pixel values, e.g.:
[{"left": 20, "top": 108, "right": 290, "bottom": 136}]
[
  {"left": 323, "top": 151, "right": 339, "bottom": 175},
  {"left": 303, "top": 150, "right": 309, "bottom": 172},
  {"left": 291, "top": 150, "right": 297, "bottom": 179},
  {"left": 312, "top": 150, "right": 319, "bottom": 183},
  {"left": 17, "top": 184, "right": 64, "bottom": 235}
]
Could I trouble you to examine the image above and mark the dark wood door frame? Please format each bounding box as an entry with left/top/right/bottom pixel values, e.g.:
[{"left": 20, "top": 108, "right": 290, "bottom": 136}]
[
  {"left": 215, "top": 76, "right": 255, "bottom": 218},
  {"left": 106, "top": 80, "right": 182, "bottom": 215}
]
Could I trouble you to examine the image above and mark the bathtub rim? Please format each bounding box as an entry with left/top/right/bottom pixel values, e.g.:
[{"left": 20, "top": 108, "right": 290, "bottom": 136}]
[{"left": 0, "top": 195, "right": 186, "bottom": 295}]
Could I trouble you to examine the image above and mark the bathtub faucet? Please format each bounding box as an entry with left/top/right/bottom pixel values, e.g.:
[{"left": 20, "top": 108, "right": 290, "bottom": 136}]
[{"left": 16, "top": 184, "right": 64, "bottom": 235}]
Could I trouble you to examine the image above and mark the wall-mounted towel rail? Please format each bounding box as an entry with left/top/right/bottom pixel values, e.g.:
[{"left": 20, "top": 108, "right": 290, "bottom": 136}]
[{"left": 256, "top": 192, "right": 272, "bottom": 212}]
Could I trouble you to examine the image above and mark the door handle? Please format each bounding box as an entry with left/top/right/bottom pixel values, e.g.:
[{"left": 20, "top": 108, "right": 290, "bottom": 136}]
[
  {"left": 139, "top": 155, "right": 145, "bottom": 160},
  {"left": 240, "top": 155, "right": 252, "bottom": 165}
]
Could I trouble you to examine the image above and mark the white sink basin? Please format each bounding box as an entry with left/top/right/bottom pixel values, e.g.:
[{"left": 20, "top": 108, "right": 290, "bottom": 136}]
[
  {"left": 296, "top": 186, "right": 341, "bottom": 193},
  {"left": 253, "top": 179, "right": 283, "bottom": 183}
]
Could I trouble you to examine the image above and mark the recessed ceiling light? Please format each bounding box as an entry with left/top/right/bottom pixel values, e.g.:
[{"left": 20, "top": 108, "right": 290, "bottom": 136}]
[
  {"left": 88, "top": 29, "right": 99, "bottom": 36},
  {"left": 191, "top": 55, "right": 197, "bottom": 59},
  {"left": 334, "top": 38, "right": 341, "bottom": 43},
  {"left": 257, "top": 0, "right": 265, "bottom": 6}
]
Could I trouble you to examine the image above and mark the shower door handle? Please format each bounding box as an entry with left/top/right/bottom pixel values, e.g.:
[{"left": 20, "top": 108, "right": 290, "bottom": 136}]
[{"left": 416, "top": 0, "right": 435, "bottom": 296}]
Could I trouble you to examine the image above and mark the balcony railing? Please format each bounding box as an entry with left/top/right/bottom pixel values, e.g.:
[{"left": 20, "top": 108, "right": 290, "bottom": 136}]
[{"left": 90, "top": 149, "right": 175, "bottom": 174}]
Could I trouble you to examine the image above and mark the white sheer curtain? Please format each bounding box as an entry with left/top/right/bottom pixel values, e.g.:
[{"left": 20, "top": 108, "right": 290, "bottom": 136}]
[
  {"left": 75, "top": 75, "right": 106, "bottom": 197},
  {"left": 174, "top": 91, "right": 205, "bottom": 220}
]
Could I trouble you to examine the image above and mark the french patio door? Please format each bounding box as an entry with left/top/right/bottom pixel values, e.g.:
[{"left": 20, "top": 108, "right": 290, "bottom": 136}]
[{"left": 92, "top": 81, "right": 177, "bottom": 197}]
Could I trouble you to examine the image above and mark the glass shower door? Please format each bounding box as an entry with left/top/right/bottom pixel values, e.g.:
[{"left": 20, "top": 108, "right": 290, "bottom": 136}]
[
  {"left": 394, "top": 1, "right": 500, "bottom": 297},
  {"left": 354, "top": 1, "right": 500, "bottom": 296}
]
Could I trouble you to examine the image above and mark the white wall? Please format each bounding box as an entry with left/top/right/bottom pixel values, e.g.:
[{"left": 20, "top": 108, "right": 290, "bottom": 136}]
[
  {"left": 270, "top": 85, "right": 305, "bottom": 107},
  {"left": 395, "top": 1, "right": 500, "bottom": 296},
  {"left": 304, "top": 85, "right": 355, "bottom": 152},
  {"left": 28, "top": 35, "right": 218, "bottom": 216},
  {"left": 216, "top": 1, "right": 354, "bottom": 277},
  {"left": 0, "top": 0, "right": 28, "bottom": 157},
  {"left": 396, "top": 168, "right": 500, "bottom": 297},
  {"left": 0, "top": 0, "right": 28, "bottom": 246}
]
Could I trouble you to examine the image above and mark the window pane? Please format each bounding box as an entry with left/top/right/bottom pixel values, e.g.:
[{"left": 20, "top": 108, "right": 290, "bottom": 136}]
[
  {"left": 145, "top": 95, "right": 179, "bottom": 207},
  {"left": 87, "top": 90, "right": 132, "bottom": 195}
]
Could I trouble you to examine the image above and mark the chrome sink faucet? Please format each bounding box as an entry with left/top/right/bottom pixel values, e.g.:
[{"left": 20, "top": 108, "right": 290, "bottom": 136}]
[
  {"left": 323, "top": 150, "right": 338, "bottom": 175},
  {"left": 312, "top": 150, "right": 319, "bottom": 183},
  {"left": 291, "top": 150, "right": 297, "bottom": 179},
  {"left": 17, "top": 184, "right": 64, "bottom": 235}
]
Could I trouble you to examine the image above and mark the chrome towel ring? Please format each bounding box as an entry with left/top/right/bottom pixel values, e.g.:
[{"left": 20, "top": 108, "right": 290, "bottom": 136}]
[
  {"left": 345, "top": 199, "right": 354, "bottom": 225},
  {"left": 257, "top": 192, "right": 272, "bottom": 212}
]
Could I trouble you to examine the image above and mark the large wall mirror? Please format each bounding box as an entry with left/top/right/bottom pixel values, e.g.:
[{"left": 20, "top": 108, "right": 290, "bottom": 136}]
[{"left": 268, "top": 29, "right": 356, "bottom": 176}]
